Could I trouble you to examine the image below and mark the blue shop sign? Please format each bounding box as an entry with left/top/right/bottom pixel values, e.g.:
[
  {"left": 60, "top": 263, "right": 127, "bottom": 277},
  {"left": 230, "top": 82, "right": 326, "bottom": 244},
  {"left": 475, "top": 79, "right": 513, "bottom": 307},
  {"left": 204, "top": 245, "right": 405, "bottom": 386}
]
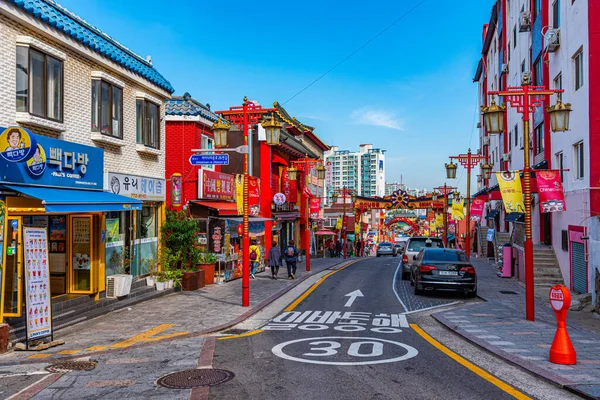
[{"left": 0, "top": 127, "right": 104, "bottom": 190}]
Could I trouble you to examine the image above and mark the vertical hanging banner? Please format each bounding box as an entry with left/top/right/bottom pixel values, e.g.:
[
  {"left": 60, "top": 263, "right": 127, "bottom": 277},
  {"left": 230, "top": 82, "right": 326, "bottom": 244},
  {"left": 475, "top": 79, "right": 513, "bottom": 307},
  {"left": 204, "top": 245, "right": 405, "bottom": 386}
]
[
  {"left": 435, "top": 213, "right": 444, "bottom": 227},
  {"left": 235, "top": 174, "right": 244, "bottom": 215},
  {"left": 496, "top": 171, "right": 525, "bottom": 213},
  {"left": 536, "top": 171, "right": 566, "bottom": 213},
  {"left": 24, "top": 227, "right": 52, "bottom": 341},
  {"left": 470, "top": 198, "right": 486, "bottom": 222},
  {"left": 452, "top": 198, "right": 465, "bottom": 221},
  {"left": 309, "top": 198, "right": 321, "bottom": 218},
  {"left": 170, "top": 173, "right": 182, "bottom": 207},
  {"left": 248, "top": 176, "right": 261, "bottom": 216}
]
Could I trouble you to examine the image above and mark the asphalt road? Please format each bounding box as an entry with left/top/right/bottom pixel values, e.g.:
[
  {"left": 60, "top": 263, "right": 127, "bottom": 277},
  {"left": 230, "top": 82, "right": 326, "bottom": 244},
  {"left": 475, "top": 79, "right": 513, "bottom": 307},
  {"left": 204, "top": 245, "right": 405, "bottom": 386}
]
[{"left": 209, "top": 256, "right": 517, "bottom": 400}]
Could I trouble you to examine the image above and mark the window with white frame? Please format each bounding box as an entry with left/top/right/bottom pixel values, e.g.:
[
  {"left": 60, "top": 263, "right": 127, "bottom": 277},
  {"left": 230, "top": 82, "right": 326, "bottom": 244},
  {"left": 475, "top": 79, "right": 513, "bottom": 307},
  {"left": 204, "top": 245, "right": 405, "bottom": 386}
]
[
  {"left": 514, "top": 124, "right": 519, "bottom": 148},
  {"left": 553, "top": 0, "right": 560, "bottom": 29},
  {"left": 573, "top": 141, "right": 584, "bottom": 180},
  {"left": 573, "top": 49, "right": 584, "bottom": 90},
  {"left": 553, "top": 73, "right": 562, "bottom": 90},
  {"left": 16, "top": 46, "right": 63, "bottom": 121},
  {"left": 92, "top": 80, "right": 123, "bottom": 138},
  {"left": 534, "top": 123, "right": 544, "bottom": 155},
  {"left": 201, "top": 135, "right": 214, "bottom": 170},
  {"left": 136, "top": 99, "right": 160, "bottom": 149},
  {"left": 555, "top": 152, "right": 564, "bottom": 182}
]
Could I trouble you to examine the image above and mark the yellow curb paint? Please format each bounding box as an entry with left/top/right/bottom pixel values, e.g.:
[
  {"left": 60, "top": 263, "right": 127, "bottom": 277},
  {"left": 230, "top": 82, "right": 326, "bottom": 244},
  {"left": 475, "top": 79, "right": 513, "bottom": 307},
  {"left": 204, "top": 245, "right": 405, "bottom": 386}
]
[
  {"left": 217, "top": 329, "right": 264, "bottom": 340},
  {"left": 57, "top": 350, "right": 81, "bottom": 355},
  {"left": 86, "top": 346, "right": 108, "bottom": 351},
  {"left": 110, "top": 324, "right": 176, "bottom": 349},
  {"left": 411, "top": 323, "right": 532, "bottom": 400},
  {"left": 26, "top": 354, "right": 53, "bottom": 359},
  {"left": 144, "top": 332, "right": 189, "bottom": 342},
  {"left": 284, "top": 260, "right": 359, "bottom": 312}
]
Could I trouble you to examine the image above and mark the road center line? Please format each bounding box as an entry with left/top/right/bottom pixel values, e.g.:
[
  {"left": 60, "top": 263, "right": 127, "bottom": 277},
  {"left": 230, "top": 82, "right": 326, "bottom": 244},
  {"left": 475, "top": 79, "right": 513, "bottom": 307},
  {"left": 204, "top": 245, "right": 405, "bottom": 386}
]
[
  {"left": 411, "top": 323, "right": 532, "bottom": 400},
  {"left": 392, "top": 262, "right": 409, "bottom": 313}
]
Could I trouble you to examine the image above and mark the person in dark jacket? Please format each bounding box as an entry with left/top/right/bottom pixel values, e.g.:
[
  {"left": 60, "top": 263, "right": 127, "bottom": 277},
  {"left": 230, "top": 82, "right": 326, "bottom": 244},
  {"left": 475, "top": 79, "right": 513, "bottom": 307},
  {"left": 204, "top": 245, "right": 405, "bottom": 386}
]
[
  {"left": 335, "top": 240, "right": 342, "bottom": 257},
  {"left": 268, "top": 241, "right": 282, "bottom": 279},
  {"left": 283, "top": 240, "right": 299, "bottom": 279}
]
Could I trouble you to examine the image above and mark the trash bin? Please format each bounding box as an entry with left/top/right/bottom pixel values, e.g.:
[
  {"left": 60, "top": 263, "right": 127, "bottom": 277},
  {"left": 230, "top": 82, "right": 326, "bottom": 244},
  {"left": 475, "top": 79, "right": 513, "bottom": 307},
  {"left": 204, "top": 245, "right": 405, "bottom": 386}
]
[{"left": 502, "top": 243, "right": 512, "bottom": 278}]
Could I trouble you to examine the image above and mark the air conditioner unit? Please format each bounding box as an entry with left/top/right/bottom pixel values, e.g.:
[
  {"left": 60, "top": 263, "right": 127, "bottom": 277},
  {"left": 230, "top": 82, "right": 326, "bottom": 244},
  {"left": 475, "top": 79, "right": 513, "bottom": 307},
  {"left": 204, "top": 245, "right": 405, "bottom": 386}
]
[
  {"left": 501, "top": 63, "right": 509, "bottom": 74},
  {"left": 545, "top": 28, "right": 560, "bottom": 52},
  {"left": 106, "top": 274, "right": 133, "bottom": 298},
  {"left": 483, "top": 137, "right": 490, "bottom": 146},
  {"left": 519, "top": 11, "right": 531, "bottom": 32},
  {"left": 502, "top": 153, "right": 511, "bottom": 162},
  {"left": 477, "top": 122, "right": 482, "bottom": 128}
]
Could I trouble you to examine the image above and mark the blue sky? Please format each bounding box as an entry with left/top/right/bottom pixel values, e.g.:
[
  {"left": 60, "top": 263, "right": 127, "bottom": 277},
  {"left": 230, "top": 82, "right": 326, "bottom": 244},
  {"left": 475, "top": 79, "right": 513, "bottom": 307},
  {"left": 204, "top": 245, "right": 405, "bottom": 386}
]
[{"left": 59, "top": 0, "right": 494, "bottom": 193}]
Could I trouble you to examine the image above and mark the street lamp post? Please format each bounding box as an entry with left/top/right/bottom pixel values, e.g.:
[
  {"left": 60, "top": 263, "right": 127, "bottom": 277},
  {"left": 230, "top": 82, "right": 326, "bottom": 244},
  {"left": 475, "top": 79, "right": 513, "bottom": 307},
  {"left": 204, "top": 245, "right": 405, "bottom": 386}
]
[
  {"left": 482, "top": 74, "right": 572, "bottom": 321},
  {"left": 331, "top": 188, "right": 356, "bottom": 259},
  {"left": 445, "top": 149, "right": 490, "bottom": 259},
  {"left": 213, "top": 97, "right": 279, "bottom": 307},
  {"left": 433, "top": 184, "right": 458, "bottom": 246}
]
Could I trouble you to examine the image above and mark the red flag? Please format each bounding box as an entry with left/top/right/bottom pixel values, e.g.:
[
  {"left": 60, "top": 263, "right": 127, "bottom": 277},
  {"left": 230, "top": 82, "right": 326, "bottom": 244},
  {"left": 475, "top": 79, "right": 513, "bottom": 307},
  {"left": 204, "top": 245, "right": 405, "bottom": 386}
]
[
  {"left": 248, "top": 176, "right": 261, "bottom": 216},
  {"left": 536, "top": 171, "right": 566, "bottom": 213},
  {"left": 470, "top": 198, "right": 485, "bottom": 222},
  {"left": 309, "top": 198, "right": 321, "bottom": 218}
]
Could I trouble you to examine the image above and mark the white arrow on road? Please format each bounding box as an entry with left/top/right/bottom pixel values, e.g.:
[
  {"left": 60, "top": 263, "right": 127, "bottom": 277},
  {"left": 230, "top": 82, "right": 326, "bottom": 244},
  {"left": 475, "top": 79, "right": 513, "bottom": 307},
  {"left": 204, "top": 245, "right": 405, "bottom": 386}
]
[{"left": 344, "top": 290, "right": 364, "bottom": 307}]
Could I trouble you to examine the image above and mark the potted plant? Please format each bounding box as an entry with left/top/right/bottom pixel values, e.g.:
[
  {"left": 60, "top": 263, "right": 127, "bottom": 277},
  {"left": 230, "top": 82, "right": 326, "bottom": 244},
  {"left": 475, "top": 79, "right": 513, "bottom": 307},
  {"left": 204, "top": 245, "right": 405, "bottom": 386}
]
[
  {"left": 196, "top": 250, "right": 218, "bottom": 285},
  {"left": 142, "top": 257, "right": 159, "bottom": 286},
  {"left": 156, "top": 271, "right": 167, "bottom": 291},
  {"left": 107, "top": 246, "right": 133, "bottom": 298}
]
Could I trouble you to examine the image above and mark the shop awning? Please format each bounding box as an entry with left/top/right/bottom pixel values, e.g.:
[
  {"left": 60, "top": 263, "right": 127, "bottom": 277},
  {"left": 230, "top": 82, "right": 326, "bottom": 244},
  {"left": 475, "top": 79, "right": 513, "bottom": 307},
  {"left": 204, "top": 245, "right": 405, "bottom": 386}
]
[
  {"left": 273, "top": 211, "right": 301, "bottom": 221},
  {"left": 3, "top": 184, "right": 142, "bottom": 213},
  {"left": 485, "top": 209, "right": 500, "bottom": 219},
  {"left": 191, "top": 201, "right": 238, "bottom": 216},
  {"left": 212, "top": 216, "right": 273, "bottom": 222},
  {"left": 505, "top": 212, "right": 525, "bottom": 223}
]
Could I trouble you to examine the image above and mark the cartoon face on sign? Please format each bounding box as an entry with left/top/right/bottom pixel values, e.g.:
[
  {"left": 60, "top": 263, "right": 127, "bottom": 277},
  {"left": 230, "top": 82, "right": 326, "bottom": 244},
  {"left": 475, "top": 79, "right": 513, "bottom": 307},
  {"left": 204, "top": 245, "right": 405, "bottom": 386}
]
[
  {"left": 26, "top": 144, "right": 47, "bottom": 176},
  {"left": 0, "top": 126, "right": 37, "bottom": 162}
]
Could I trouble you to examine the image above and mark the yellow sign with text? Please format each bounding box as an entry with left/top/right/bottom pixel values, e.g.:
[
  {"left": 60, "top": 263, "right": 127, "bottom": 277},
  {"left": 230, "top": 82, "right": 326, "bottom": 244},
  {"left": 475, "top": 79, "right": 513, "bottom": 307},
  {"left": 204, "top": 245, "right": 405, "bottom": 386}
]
[
  {"left": 496, "top": 171, "right": 525, "bottom": 213},
  {"left": 452, "top": 198, "right": 465, "bottom": 221}
]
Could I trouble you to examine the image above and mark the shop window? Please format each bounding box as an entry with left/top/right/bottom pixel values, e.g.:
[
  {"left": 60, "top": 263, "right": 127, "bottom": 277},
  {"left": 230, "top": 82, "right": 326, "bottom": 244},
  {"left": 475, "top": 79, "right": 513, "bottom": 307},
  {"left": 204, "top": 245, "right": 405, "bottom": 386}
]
[
  {"left": 573, "top": 49, "right": 584, "bottom": 91},
  {"left": 133, "top": 206, "right": 159, "bottom": 276},
  {"left": 105, "top": 211, "right": 131, "bottom": 277},
  {"left": 573, "top": 141, "right": 584, "bottom": 180},
  {"left": 92, "top": 80, "right": 123, "bottom": 138},
  {"left": 136, "top": 99, "right": 160, "bottom": 149},
  {"left": 16, "top": 46, "right": 63, "bottom": 121},
  {"left": 201, "top": 135, "right": 214, "bottom": 170},
  {"left": 535, "top": 123, "right": 544, "bottom": 156}
]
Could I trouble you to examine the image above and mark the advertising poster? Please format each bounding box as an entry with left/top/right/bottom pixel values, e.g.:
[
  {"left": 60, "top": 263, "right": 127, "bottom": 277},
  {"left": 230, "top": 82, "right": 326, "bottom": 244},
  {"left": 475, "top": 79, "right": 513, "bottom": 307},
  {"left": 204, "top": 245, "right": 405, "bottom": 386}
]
[
  {"left": 536, "top": 170, "right": 567, "bottom": 213},
  {"left": 170, "top": 174, "right": 182, "bottom": 207},
  {"left": 436, "top": 214, "right": 444, "bottom": 227},
  {"left": 309, "top": 198, "right": 321, "bottom": 218},
  {"left": 198, "top": 170, "right": 234, "bottom": 201},
  {"left": 49, "top": 216, "right": 66, "bottom": 240},
  {"left": 452, "top": 198, "right": 465, "bottom": 221},
  {"left": 496, "top": 171, "right": 525, "bottom": 213},
  {"left": 470, "top": 198, "right": 485, "bottom": 222},
  {"left": 106, "top": 218, "right": 120, "bottom": 243},
  {"left": 23, "top": 227, "right": 52, "bottom": 340},
  {"left": 248, "top": 176, "right": 260, "bottom": 216}
]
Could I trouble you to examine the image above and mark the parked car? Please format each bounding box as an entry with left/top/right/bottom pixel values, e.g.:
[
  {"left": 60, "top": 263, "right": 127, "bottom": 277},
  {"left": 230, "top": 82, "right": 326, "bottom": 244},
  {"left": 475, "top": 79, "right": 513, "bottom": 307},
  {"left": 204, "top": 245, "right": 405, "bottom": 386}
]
[
  {"left": 394, "top": 242, "right": 405, "bottom": 254},
  {"left": 400, "top": 237, "right": 444, "bottom": 280},
  {"left": 376, "top": 242, "right": 397, "bottom": 257},
  {"left": 410, "top": 248, "right": 477, "bottom": 297}
]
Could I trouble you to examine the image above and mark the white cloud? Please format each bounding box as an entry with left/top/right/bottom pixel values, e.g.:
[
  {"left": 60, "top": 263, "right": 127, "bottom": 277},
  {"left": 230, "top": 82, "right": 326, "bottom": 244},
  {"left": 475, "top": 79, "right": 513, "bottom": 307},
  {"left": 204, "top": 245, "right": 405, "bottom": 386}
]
[{"left": 350, "top": 107, "right": 405, "bottom": 130}]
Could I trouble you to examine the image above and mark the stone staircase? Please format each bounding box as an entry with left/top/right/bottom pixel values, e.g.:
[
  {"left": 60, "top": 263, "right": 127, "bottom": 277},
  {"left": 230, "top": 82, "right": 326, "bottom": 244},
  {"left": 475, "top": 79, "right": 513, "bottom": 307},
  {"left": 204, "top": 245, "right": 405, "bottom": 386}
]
[
  {"left": 533, "top": 245, "right": 564, "bottom": 295},
  {"left": 493, "top": 232, "right": 511, "bottom": 262},
  {"left": 477, "top": 227, "right": 489, "bottom": 257}
]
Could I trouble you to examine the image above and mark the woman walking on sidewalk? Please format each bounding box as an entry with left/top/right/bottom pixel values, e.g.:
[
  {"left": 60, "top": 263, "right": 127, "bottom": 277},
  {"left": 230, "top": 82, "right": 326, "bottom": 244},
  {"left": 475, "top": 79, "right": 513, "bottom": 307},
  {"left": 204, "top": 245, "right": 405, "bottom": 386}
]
[
  {"left": 249, "top": 239, "right": 261, "bottom": 279},
  {"left": 284, "top": 240, "right": 299, "bottom": 279},
  {"left": 268, "top": 241, "right": 282, "bottom": 279}
]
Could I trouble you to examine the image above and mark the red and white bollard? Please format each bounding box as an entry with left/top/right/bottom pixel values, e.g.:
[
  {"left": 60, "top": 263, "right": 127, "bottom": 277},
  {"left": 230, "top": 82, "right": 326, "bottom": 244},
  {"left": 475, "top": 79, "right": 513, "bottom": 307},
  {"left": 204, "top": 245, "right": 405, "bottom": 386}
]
[{"left": 549, "top": 285, "right": 577, "bottom": 365}]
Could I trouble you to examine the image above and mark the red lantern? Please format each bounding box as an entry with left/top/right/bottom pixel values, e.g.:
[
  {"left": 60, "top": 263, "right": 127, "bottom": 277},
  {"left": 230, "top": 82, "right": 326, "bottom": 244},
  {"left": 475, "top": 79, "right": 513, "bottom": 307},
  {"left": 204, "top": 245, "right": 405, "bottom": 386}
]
[{"left": 237, "top": 224, "right": 244, "bottom": 236}]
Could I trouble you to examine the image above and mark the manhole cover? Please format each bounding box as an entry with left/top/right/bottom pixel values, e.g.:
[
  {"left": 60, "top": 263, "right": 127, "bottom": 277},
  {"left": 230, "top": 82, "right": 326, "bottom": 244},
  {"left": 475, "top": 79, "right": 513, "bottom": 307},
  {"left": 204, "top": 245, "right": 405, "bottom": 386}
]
[
  {"left": 156, "top": 368, "right": 234, "bottom": 389},
  {"left": 499, "top": 290, "right": 518, "bottom": 295},
  {"left": 46, "top": 360, "right": 97, "bottom": 373}
]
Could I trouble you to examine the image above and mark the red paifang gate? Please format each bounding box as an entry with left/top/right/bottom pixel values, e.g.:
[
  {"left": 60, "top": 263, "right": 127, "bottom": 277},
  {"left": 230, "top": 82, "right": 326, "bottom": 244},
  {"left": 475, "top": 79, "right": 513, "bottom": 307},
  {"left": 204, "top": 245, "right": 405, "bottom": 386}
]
[{"left": 385, "top": 217, "right": 420, "bottom": 235}]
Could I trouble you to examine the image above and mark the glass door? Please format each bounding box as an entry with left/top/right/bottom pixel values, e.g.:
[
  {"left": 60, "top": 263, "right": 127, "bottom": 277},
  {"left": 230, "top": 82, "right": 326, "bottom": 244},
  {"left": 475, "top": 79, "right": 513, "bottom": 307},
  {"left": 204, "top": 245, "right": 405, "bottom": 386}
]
[
  {"left": 3, "top": 217, "right": 23, "bottom": 317},
  {"left": 69, "top": 215, "right": 94, "bottom": 293}
]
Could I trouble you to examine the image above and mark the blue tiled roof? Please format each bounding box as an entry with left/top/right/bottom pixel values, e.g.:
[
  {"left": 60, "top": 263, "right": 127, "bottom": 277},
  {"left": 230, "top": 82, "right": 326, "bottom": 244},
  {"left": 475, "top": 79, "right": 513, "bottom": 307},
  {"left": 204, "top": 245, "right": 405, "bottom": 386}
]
[
  {"left": 165, "top": 93, "right": 219, "bottom": 122},
  {"left": 9, "top": 0, "right": 174, "bottom": 94}
]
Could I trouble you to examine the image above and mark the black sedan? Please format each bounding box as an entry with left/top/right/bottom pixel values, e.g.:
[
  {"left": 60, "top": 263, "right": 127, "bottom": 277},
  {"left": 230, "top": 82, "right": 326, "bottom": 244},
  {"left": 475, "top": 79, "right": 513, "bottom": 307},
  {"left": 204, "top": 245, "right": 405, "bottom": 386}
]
[{"left": 410, "top": 248, "right": 477, "bottom": 297}]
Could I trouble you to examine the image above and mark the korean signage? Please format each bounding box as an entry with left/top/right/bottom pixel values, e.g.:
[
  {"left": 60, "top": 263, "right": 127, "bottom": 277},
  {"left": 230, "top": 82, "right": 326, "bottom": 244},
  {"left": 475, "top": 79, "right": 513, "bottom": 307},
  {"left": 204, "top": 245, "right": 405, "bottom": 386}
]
[
  {"left": 536, "top": 171, "right": 566, "bottom": 213},
  {"left": 23, "top": 227, "right": 53, "bottom": 340},
  {"left": 354, "top": 199, "right": 390, "bottom": 210},
  {"left": 496, "top": 171, "right": 525, "bottom": 213},
  {"left": 107, "top": 172, "right": 166, "bottom": 201},
  {"left": 0, "top": 126, "right": 103, "bottom": 189},
  {"left": 198, "top": 170, "right": 234, "bottom": 201}
]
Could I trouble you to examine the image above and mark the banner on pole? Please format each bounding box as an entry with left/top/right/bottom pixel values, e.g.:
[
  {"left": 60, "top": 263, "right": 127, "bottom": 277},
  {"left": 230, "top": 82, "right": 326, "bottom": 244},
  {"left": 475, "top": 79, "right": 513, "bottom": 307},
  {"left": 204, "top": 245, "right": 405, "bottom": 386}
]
[
  {"left": 470, "top": 198, "right": 485, "bottom": 222},
  {"left": 536, "top": 170, "right": 566, "bottom": 213},
  {"left": 452, "top": 198, "right": 464, "bottom": 221},
  {"left": 309, "top": 198, "right": 321, "bottom": 218},
  {"left": 496, "top": 171, "right": 525, "bottom": 213}
]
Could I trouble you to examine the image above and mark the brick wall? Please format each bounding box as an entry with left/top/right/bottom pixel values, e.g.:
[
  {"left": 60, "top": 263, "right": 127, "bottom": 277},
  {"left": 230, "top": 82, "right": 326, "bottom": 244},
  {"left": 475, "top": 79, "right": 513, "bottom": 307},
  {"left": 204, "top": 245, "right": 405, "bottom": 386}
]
[{"left": 0, "top": 13, "right": 168, "bottom": 182}]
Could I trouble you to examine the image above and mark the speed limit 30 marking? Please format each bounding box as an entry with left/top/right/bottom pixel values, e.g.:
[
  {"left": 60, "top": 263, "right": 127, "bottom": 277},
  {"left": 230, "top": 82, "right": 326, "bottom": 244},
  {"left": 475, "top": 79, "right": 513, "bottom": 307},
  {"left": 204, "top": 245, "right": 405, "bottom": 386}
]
[{"left": 271, "top": 336, "right": 418, "bottom": 366}]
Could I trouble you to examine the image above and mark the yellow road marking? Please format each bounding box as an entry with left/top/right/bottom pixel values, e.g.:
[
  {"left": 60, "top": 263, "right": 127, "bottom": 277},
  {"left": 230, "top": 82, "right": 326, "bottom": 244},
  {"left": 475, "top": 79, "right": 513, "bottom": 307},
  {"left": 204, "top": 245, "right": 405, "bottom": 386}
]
[
  {"left": 86, "top": 346, "right": 108, "bottom": 351},
  {"left": 57, "top": 350, "right": 81, "bottom": 355},
  {"left": 110, "top": 324, "right": 179, "bottom": 349},
  {"left": 411, "top": 324, "right": 532, "bottom": 400},
  {"left": 26, "top": 354, "right": 53, "bottom": 359},
  {"left": 217, "top": 329, "right": 264, "bottom": 341},
  {"left": 284, "top": 260, "right": 359, "bottom": 312},
  {"left": 144, "top": 331, "right": 189, "bottom": 342}
]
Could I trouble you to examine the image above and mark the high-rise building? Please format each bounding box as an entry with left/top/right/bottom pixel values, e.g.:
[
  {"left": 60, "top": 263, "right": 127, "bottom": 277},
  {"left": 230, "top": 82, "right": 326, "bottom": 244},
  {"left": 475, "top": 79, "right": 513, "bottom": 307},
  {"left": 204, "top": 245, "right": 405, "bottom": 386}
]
[
  {"left": 324, "top": 144, "right": 385, "bottom": 202},
  {"left": 385, "top": 182, "right": 406, "bottom": 196}
]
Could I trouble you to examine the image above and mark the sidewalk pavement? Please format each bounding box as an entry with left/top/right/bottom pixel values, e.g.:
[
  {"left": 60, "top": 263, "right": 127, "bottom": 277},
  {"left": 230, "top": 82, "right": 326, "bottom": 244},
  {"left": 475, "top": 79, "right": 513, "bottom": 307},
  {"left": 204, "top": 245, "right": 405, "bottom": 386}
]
[
  {"left": 432, "top": 256, "right": 600, "bottom": 399},
  {"left": 0, "top": 256, "right": 354, "bottom": 365}
]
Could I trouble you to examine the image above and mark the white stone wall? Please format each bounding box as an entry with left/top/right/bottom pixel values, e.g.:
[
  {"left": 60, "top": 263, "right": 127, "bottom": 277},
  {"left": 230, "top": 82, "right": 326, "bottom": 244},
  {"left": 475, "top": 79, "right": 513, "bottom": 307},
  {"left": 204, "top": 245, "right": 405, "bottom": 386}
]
[{"left": 0, "top": 10, "right": 168, "bottom": 182}]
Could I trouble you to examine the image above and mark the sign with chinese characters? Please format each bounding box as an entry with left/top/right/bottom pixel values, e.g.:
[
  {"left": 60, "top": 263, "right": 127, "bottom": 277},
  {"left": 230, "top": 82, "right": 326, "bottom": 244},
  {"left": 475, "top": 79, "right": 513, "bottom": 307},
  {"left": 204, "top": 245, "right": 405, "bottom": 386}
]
[
  {"left": 273, "top": 192, "right": 286, "bottom": 206},
  {"left": 107, "top": 172, "right": 166, "bottom": 202},
  {"left": 170, "top": 174, "right": 182, "bottom": 207},
  {"left": 496, "top": 171, "right": 525, "bottom": 213},
  {"left": 0, "top": 126, "right": 103, "bottom": 189},
  {"left": 325, "top": 161, "right": 333, "bottom": 186},
  {"left": 23, "top": 227, "right": 53, "bottom": 341},
  {"left": 198, "top": 170, "right": 234, "bottom": 201}
]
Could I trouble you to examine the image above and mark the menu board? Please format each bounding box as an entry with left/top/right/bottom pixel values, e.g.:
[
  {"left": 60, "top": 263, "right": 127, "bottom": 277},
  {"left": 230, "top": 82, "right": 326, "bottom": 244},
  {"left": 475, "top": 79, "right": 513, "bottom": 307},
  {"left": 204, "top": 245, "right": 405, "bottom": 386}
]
[
  {"left": 73, "top": 218, "right": 90, "bottom": 244},
  {"left": 23, "top": 227, "right": 52, "bottom": 340}
]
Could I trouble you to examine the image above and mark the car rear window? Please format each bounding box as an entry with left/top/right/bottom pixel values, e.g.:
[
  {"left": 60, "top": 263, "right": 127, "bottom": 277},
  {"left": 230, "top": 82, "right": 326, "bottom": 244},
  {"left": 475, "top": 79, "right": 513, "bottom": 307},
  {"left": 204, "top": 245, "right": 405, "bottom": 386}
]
[
  {"left": 424, "top": 251, "right": 468, "bottom": 262},
  {"left": 407, "top": 239, "right": 443, "bottom": 252}
]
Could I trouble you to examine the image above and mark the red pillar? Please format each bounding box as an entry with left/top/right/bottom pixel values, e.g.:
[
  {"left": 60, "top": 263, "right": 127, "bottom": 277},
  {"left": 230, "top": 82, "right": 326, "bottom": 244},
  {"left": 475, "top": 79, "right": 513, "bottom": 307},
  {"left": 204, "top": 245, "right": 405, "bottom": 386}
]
[{"left": 259, "top": 142, "right": 272, "bottom": 260}]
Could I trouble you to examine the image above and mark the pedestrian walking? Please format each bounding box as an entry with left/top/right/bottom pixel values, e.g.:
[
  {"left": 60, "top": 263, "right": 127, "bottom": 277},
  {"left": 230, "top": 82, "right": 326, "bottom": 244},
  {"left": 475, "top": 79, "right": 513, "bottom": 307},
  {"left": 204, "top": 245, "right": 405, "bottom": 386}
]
[
  {"left": 335, "top": 240, "right": 342, "bottom": 257},
  {"left": 328, "top": 240, "right": 335, "bottom": 258},
  {"left": 249, "top": 239, "right": 261, "bottom": 279},
  {"left": 284, "top": 240, "right": 299, "bottom": 279},
  {"left": 267, "top": 241, "right": 282, "bottom": 279}
]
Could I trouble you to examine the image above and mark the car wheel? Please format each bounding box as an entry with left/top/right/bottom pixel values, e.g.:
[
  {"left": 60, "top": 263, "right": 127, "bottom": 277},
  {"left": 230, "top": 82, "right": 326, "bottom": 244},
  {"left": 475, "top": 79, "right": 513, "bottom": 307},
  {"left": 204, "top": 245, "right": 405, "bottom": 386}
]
[
  {"left": 414, "top": 283, "right": 424, "bottom": 296},
  {"left": 467, "top": 289, "right": 478, "bottom": 298}
]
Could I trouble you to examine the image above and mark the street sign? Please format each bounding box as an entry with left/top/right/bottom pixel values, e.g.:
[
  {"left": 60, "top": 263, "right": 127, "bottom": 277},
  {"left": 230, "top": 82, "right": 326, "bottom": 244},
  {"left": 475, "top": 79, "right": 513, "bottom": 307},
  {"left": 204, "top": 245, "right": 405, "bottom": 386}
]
[{"left": 189, "top": 154, "right": 229, "bottom": 165}]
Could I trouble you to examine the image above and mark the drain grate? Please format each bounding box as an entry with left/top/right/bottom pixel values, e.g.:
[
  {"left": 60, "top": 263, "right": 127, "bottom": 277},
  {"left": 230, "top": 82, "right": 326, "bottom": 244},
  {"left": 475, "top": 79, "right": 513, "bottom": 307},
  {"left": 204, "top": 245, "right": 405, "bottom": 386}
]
[
  {"left": 499, "top": 290, "right": 518, "bottom": 295},
  {"left": 157, "top": 368, "right": 234, "bottom": 389},
  {"left": 46, "top": 360, "right": 97, "bottom": 373}
]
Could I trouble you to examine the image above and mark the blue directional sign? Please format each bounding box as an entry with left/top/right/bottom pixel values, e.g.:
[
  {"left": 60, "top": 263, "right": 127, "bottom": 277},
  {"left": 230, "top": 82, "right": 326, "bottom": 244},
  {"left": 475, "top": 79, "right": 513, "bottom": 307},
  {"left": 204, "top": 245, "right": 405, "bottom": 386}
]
[{"left": 189, "top": 154, "right": 230, "bottom": 165}]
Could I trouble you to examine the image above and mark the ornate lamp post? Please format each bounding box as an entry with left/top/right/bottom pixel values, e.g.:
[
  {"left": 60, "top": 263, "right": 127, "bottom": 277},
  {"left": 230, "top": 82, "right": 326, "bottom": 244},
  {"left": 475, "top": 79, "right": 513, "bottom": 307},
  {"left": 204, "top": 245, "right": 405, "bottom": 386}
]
[
  {"left": 213, "top": 97, "right": 279, "bottom": 307},
  {"left": 331, "top": 188, "right": 356, "bottom": 259},
  {"left": 287, "top": 158, "right": 325, "bottom": 272},
  {"left": 433, "top": 184, "right": 458, "bottom": 246},
  {"left": 483, "top": 74, "right": 572, "bottom": 322},
  {"left": 445, "top": 149, "right": 490, "bottom": 258}
]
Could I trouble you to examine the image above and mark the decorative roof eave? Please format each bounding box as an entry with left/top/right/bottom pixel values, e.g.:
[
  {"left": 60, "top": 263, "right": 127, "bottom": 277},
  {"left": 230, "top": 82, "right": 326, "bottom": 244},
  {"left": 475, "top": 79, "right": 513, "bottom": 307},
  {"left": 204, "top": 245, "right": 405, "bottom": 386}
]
[
  {"left": 273, "top": 101, "right": 313, "bottom": 134},
  {"left": 303, "top": 130, "right": 329, "bottom": 152},
  {"left": 473, "top": 59, "right": 483, "bottom": 82},
  {"left": 6, "top": 0, "right": 174, "bottom": 94},
  {"left": 481, "top": 3, "right": 498, "bottom": 56}
]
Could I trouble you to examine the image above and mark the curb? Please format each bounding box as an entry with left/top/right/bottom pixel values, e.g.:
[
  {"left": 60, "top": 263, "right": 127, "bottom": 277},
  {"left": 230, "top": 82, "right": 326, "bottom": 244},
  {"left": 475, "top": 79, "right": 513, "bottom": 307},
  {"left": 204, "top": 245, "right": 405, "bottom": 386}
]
[
  {"left": 432, "top": 311, "right": 599, "bottom": 400},
  {"left": 0, "top": 258, "right": 356, "bottom": 366}
]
